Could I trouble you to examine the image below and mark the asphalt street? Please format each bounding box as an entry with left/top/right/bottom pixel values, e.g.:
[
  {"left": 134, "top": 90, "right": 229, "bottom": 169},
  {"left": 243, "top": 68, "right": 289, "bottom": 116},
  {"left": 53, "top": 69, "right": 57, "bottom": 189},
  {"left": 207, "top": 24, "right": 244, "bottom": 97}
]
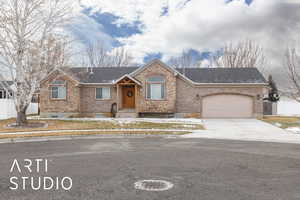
[{"left": 0, "top": 137, "right": 300, "bottom": 200}]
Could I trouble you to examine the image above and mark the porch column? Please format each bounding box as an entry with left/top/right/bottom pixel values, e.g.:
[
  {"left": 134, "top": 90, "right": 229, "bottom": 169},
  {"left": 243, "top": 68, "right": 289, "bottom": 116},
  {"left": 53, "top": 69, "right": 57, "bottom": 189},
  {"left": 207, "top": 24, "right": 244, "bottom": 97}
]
[
  {"left": 135, "top": 85, "right": 138, "bottom": 113},
  {"left": 116, "top": 84, "right": 119, "bottom": 111}
]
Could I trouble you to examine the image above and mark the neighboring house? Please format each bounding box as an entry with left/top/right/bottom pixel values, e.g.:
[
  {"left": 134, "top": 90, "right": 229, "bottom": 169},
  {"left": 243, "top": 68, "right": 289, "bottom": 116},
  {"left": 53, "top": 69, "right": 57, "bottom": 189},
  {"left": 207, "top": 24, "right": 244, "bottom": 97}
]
[
  {"left": 0, "top": 81, "right": 13, "bottom": 99},
  {"left": 40, "top": 60, "right": 268, "bottom": 118},
  {"left": 0, "top": 81, "right": 38, "bottom": 119},
  {"left": 0, "top": 81, "right": 39, "bottom": 102}
]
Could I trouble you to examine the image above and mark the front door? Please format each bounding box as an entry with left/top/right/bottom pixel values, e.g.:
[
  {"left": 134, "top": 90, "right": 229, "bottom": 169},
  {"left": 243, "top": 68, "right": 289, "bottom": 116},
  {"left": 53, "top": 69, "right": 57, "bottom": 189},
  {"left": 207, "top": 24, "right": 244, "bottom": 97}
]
[{"left": 122, "top": 86, "right": 135, "bottom": 108}]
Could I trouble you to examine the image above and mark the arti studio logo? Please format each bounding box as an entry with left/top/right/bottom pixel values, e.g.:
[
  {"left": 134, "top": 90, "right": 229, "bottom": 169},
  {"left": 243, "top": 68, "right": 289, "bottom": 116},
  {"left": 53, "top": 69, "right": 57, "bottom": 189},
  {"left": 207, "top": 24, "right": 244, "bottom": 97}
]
[{"left": 9, "top": 159, "right": 72, "bottom": 191}]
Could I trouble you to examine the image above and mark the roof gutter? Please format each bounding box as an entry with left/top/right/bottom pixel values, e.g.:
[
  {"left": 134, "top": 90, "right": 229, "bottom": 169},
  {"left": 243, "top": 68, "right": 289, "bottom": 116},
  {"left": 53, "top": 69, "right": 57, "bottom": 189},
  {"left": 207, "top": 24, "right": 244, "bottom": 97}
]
[
  {"left": 193, "top": 83, "right": 269, "bottom": 88},
  {"left": 78, "top": 82, "right": 114, "bottom": 86},
  {"left": 193, "top": 83, "right": 268, "bottom": 85}
]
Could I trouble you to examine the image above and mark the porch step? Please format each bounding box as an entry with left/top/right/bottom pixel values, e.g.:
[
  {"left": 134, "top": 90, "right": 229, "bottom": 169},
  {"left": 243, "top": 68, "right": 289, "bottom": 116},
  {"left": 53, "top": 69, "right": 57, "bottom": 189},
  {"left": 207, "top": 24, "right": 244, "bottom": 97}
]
[{"left": 116, "top": 112, "right": 138, "bottom": 118}]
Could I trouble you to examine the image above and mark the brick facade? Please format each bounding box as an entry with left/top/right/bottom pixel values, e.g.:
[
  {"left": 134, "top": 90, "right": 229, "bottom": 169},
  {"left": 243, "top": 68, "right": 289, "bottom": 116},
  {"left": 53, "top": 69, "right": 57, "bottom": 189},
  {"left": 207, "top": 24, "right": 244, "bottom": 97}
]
[
  {"left": 40, "top": 71, "right": 80, "bottom": 117},
  {"left": 80, "top": 85, "right": 117, "bottom": 113},
  {"left": 175, "top": 77, "right": 264, "bottom": 117},
  {"left": 133, "top": 62, "right": 177, "bottom": 113}
]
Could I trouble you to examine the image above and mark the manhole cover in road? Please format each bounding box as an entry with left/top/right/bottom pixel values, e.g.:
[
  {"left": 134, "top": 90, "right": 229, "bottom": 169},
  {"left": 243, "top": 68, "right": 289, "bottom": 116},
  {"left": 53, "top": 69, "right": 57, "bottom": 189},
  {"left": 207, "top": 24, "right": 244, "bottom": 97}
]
[{"left": 134, "top": 180, "right": 174, "bottom": 191}]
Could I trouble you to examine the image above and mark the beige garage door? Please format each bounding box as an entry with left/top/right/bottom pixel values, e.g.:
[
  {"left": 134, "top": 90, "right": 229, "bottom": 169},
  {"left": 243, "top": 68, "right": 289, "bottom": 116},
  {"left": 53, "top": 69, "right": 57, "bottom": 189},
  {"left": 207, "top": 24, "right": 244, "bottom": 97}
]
[{"left": 202, "top": 94, "right": 253, "bottom": 118}]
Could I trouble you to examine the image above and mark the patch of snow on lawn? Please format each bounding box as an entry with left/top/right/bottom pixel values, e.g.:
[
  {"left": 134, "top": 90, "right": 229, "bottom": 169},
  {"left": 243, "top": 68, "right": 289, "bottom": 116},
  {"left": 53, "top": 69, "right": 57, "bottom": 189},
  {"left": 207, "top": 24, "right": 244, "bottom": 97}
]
[
  {"left": 286, "top": 127, "right": 300, "bottom": 134},
  {"left": 278, "top": 97, "right": 300, "bottom": 116},
  {"left": 181, "top": 124, "right": 197, "bottom": 128},
  {"left": 111, "top": 119, "right": 133, "bottom": 126},
  {"left": 109, "top": 118, "right": 203, "bottom": 125},
  {"left": 274, "top": 123, "right": 282, "bottom": 127}
]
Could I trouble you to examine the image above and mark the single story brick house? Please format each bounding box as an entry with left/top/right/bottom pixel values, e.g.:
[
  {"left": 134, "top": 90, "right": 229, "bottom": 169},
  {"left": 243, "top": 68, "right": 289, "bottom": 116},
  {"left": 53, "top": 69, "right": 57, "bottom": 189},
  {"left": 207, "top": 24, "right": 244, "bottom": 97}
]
[{"left": 40, "top": 60, "right": 268, "bottom": 118}]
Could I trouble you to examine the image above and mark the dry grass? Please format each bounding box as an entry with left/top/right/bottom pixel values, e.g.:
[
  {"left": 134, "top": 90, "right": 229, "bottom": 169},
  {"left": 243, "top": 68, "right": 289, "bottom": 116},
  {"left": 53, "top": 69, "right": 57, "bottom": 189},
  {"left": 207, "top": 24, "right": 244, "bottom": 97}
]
[
  {"left": 0, "top": 130, "right": 190, "bottom": 139},
  {"left": 262, "top": 116, "right": 300, "bottom": 129},
  {"left": 0, "top": 118, "right": 204, "bottom": 133},
  {"left": 263, "top": 116, "right": 300, "bottom": 123}
]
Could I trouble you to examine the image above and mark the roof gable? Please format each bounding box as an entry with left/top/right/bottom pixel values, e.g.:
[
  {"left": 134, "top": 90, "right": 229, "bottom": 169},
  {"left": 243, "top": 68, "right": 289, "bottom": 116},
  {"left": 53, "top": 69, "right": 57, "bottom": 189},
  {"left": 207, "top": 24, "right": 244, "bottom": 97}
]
[
  {"left": 40, "top": 68, "right": 80, "bottom": 85},
  {"left": 115, "top": 75, "right": 142, "bottom": 85},
  {"left": 130, "top": 59, "right": 179, "bottom": 77}
]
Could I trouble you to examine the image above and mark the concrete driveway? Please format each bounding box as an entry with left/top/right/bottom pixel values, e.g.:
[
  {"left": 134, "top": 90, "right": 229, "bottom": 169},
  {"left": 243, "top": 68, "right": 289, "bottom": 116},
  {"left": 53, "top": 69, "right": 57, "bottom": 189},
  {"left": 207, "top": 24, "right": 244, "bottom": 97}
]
[{"left": 182, "top": 119, "right": 300, "bottom": 144}]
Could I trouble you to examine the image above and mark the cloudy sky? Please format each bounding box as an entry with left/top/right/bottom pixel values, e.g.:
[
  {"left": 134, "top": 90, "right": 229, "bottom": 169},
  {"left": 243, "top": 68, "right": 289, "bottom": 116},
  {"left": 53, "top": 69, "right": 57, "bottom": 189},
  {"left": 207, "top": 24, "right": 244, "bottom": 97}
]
[{"left": 67, "top": 0, "right": 300, "bottom": 76}]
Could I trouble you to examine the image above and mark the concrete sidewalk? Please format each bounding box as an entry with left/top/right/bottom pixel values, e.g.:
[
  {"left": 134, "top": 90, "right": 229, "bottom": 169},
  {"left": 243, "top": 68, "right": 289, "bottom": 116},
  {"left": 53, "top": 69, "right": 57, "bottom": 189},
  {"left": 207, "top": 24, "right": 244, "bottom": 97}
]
[
  {"left": 182, "top": 119, "right": 300, "bottom": 144},
  {"left": 0, "top": 128, "right": 186, "bottom": 143},
  {"left": 0, "top": 128, "right": 189, "bottom": 136}
]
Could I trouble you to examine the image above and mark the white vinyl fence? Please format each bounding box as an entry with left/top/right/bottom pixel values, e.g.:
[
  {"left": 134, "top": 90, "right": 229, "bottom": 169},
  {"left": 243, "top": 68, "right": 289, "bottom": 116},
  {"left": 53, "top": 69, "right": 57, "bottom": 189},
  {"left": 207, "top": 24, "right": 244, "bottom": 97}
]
[
  {"left": 0, "top": 99, "right": 38, "bottom": 120},
  {"left": 278, "top": 97, "right": 300, "bottom": 116}
]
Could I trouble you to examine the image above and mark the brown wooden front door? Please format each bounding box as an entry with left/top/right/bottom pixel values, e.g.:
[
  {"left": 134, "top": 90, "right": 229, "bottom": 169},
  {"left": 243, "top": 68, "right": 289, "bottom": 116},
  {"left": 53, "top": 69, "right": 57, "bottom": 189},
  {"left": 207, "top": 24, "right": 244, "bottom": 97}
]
[{"left": 122, "top": 86, "right": 135, "bottom": 108}]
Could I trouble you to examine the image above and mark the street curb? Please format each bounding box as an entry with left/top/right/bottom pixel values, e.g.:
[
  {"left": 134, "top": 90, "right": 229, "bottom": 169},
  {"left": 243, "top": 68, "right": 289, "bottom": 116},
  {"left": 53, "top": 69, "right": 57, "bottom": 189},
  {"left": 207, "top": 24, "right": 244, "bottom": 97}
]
[
  {"left": 0, "top": 134, "right": 179, "bottom": 144},
  {"left": 0, "top": 129, "right": 191, "bottom": 135}
]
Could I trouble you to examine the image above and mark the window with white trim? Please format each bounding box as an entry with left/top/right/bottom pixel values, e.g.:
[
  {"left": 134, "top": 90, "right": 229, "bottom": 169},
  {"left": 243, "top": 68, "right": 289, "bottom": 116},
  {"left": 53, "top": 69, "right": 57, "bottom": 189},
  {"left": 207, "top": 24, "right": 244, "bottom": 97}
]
[
  {"left": 0, "top": 90, "right": 4, "bottom": 99},
  {"left": 50, "top": 80, "right": 66, "bottom": 99},
  {"left": 96, "top": 87, "right": 111, "bottom": 100},
  {"left": 146, "top": 76, "right": 165, "bottom": 100}
]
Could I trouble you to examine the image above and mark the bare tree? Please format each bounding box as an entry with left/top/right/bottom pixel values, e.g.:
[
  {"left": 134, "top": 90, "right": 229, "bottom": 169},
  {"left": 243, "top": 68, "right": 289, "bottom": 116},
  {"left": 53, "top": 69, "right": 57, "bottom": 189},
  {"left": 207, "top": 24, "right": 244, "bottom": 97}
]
[
  {"left": 169, "top": 51, "right": 195, "bottom": 67},
  {"left": 215, "top": 39, "right": 266, "bottom": 68},
  {"left": 85, "top": 40, "right": 107, "bottom": 68},
  {"left": 42, "top": 35, "right": 73, "bottom": 73},
  {"left": 0, "top": 0, "right": 71, "bottom": 125},
  {"left": 168, "top": 50, "right": 197, "bottom": 74},
  {"left": 285, "top": 46, "right": 300, "bottom": 101},
  {"left": 108, "top": 47, "right": 133, "bottom": 67},
  {"left": 85, "top": 40, "right": 133, "bottom": 68}
]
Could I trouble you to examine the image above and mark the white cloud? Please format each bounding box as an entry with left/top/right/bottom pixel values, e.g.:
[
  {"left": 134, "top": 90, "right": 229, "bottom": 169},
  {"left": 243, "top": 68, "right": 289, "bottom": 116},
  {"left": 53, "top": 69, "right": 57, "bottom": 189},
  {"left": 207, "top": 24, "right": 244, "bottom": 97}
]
[
  {"left": 66, "top": 14, "right": 114, "bottom": 48},
  {"left": 64, "top": 13, "right": 116, "bottom": 66},
  {"left": 77, "top": 0, "right": 300, "bottom": 70}
]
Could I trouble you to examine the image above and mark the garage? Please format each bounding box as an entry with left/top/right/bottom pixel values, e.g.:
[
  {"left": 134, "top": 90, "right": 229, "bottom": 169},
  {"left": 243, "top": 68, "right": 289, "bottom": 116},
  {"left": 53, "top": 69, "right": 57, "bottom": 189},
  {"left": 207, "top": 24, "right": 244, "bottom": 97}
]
[{"left": 202, "top": 94, "right": 254, "bottom": 118}]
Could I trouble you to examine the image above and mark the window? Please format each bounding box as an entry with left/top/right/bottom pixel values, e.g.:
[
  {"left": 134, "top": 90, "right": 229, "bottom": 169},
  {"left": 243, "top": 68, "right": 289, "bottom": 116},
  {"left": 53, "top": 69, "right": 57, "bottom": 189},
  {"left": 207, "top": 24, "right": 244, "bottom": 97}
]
[
  {"left": 0, "top": 90, "right": 12, "bottom": 99},
  {"left": 0, "top": 90, "right": 4, "bottom": 99},
  {"left": 146, "top": 76, "right": 165, "bottom": 100},
  {"left": 96, "top": 87, "right": 111, "bottom": 100},
  {"left": 50, "top": 80, "right": 66, "bottom": 99},
  {"left": 51, "top": 86, "right": 66, "bottom": 99}
]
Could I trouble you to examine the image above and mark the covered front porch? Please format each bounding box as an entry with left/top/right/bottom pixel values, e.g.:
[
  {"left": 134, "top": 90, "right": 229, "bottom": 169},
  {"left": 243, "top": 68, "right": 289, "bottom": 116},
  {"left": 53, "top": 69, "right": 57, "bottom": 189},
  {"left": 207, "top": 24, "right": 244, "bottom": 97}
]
[{"left": 115, "top": 75, "right": 141, "bottom": 118}]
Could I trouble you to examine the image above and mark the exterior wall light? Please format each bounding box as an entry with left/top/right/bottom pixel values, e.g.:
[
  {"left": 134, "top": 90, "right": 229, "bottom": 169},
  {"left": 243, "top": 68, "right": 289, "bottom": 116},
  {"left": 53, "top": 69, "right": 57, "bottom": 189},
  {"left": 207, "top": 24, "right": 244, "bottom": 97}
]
[{"left": 257, "top": 94, "right": 261, "bottom": 100}]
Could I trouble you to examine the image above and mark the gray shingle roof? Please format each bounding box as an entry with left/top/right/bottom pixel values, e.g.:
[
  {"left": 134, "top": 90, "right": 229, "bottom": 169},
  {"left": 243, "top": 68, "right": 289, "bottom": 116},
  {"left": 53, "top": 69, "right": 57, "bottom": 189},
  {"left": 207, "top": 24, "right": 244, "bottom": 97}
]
[
  {"left": 175, "top": 68, "right": 267, "bottom": 84},
  {"left": 68, "top": 67, "right": 138, "bottom": 83},
  {"left": 66, "top": 67, "right": 266, "bottom": 84},
  {"left": 0, "top": 81, "right": 13, "bottom": 90}
]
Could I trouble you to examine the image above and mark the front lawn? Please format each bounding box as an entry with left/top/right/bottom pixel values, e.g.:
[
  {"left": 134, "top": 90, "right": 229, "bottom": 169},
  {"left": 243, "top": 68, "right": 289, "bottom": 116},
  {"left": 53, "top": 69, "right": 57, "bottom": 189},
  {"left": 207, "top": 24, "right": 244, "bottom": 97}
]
[
  {"left": 262, "top": 116, "right": 300, "bottom": 129},
  {"left": 0, "top": 118, "right": 204, "bottom": 133}
]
